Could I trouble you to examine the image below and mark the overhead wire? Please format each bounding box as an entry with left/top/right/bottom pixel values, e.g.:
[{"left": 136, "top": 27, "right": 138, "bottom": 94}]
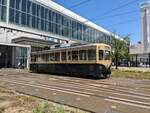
[
  {"left": 61, "top": 0, "right": 92, "bottom": 12},
  {"left": 95, "top": 10, "right": 139, "bottom": 21},
  {"left": 83, "top": 0, "right": 140, "bottom": 23},
  {"left": 105, "top": 18, "right": 140, "bottom": 28}
]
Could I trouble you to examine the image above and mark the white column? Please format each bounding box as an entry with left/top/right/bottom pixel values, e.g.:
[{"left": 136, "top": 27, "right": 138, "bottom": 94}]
[{"left": 27, "top": 47, "right": 31, "bottom": 70}]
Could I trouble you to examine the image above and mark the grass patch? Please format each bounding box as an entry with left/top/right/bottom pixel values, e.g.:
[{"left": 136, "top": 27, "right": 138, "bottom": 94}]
[
  {"left": 32, "top": 102, "right": 65, "bottom": 113},
  {"left": 0, "top": 87, "right": 88, "bottom": 113},
  {"left": 111, "top": 69, "right": 150, "bottom": 80}
]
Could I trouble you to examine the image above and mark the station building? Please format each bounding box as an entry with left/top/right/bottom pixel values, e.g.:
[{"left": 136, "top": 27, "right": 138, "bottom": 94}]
[{"left": 0, "top": 0, "right": 118, "bottom": 69}]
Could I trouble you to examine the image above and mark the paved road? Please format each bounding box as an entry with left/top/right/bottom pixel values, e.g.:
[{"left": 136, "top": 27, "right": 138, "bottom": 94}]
[{"left": 0, "top": 69, "right": 150, "bottom": 113}]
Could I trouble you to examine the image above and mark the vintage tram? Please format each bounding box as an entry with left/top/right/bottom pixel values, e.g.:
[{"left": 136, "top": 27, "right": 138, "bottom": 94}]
[{"left": 30, "top": 43, "right": 112, "bottom": 79}]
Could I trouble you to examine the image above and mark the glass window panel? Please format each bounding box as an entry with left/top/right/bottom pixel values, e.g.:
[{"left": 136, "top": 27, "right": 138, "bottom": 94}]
[
  {"left": 2, "top": 0, "right": 7, "bottom": 5},
  {"left": 45, "top": 8, "right": 48, "bottom": 20},
  {"left": 15, "top": 10, "right": 21, "bottom": 24},
  {"left": 52, "top": 23, "right": 56, "bottom": 33},
  {"left": 16, "top": 0, "right": 21, "bottom": 10},
  {"left": 37, "top": 18, "right": 41, "bottom": 29},
  {"left": 10, "top": 0, "right": 15, "bottom": 8},
  {"left": 45, "top": 21, "right": 49, "bottom": 31},
  {"left": 32, "top": 3, "right": 36, "bottom": 15},
  {"left": 0, "top": 5, "right": 2, "bottom": 20},
  {"left": 21, "top": 0, "right": 26, "bottom": 12},
  {"left": 36, "top": 5, "right": 40, "bottom": 17},
  {"left": 27, "top": 14, "right": 31, "bottom": 27},
  {"left": 56, "top": 13, "right": 59, "bottom": 24},
  {"left": 41, "top": 19, "right": 45, "bottom": 30},
  {"left": 21, "top": 13, "right": 26, "bottom": 25},
  {"left": 32, "top": 16, "right": 36, "bottom": 28},
  {"left": 9, "top": 8, "right": 15, "bottom": 23},
  {"left": 27, "top": 1, "right": 31, "bottom": 13},
  {"left": 41, "top": 7, "right": 44, "bottom": 18},
  {"left": 55, "top": 24, "right": 59, "bottom": 34},
  {"left": 52, "top": 11, "right": 56, "bottom": 23},
  {"left": 1, "top": 6, "right": 6, "bottom": 21},
  {"left": 48, "top": 10, "right": 51, "bottom": 21},
  {"left": 35, "top": 17, "right": 38, "bottom": 29},
  {"left": 48, "top": 22, "right": 52, "bottom": 32}
]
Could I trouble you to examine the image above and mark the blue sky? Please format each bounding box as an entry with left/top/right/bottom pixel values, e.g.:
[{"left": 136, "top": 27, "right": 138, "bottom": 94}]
[{"left": 54, "top": 0, "right": 142, "bottom": 44}]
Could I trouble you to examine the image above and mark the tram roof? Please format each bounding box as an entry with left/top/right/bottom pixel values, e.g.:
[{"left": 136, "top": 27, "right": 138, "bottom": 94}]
[{"left": 31, "top": 43, "right": 111, "bottom": 54}]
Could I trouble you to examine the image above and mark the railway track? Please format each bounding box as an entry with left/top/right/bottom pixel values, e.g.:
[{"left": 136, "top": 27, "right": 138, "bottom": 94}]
[
  {"left": 0, "top": 69, "right": 150, "bottom": 113},
  {"left": 0, "top": 78, "right": 149, "bottom": 112},
  {"left": 2, "top": 72, "right": 150, "bottom": 96}
]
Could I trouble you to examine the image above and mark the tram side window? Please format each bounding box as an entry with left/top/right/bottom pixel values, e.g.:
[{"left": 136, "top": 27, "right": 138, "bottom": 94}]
[
  {"left": 79, "top": 50, "right": 87, "bottom": 60},
  {"left": 42, "top": 54, "right": 49, "bottom": 61},
  {"left": 49, "top": 53, "right": 55, "bottom": 61},
  {"left": 72, "top": 51, "right": 78, "bottom": 61},
  {"left": 99, "top": 50, "right": 103, "bottom": 60},
  {"left": 61, "top": 52, "right": 66, "bottom": 61},
  {"left": 55, "top": 53, "right": 60, "bottom": 61},
  {"left": 104, "top": 51, "right": 111, "bottom": 60},
  {"left": 88, "top": 49, "right": 96, "bottom": 60},
  {"left": 68, "top": 51, "right": 72, "bottom": 61},
  {"left": 31, "top": 55, "right": 37, "bottom": 62}
]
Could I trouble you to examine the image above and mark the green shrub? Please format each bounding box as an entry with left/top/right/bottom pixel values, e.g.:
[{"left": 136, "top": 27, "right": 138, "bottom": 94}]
[{"left": 32, "top": 102, "right": 66, "bottom": 113}]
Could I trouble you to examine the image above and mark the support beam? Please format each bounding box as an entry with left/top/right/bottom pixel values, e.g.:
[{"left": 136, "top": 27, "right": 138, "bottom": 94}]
[
  {"left": 131, "top": 55, "right": 134, "bottom": 67},
  {"left": 148, "top": 53, "right": 150, "bottom": 67},
  {"left": 136, "top": 54, "right": 138, "bottom": 67}
]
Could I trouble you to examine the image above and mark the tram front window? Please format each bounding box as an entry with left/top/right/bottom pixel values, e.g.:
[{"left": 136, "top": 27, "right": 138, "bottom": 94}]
[
  {"left": 104, "top": 51, "right": 111, "bottom": 60},
  {"left": 99, "top": 50, "right": 103, "bottom": 60}
]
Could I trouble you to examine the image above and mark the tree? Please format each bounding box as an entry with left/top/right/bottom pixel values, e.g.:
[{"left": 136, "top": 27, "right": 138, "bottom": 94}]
[
  {"left": 111, "top": 34, "right": 128, "bottom": 69},
  {"left": 123, "top": 35, "right": 131, "bottom": 66}
]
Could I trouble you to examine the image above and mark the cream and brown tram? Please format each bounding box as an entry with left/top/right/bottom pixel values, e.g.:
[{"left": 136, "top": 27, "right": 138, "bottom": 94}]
[{"left": 30, "top": 43, "right": 112, "bottom": 79}]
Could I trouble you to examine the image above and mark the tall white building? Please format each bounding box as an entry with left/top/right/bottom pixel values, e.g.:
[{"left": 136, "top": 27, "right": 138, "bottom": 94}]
[
  {"left": 141, "top": 0, "right": 150, "bottom": 52},
  {"left": 130, "top": 0, "right": 150, "bottom": 66}
]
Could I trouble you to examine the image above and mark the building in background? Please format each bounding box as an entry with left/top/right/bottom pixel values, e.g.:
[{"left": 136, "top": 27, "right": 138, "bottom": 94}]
[{"left": 130, "top": 0, "right": 150, "bottom": 66}]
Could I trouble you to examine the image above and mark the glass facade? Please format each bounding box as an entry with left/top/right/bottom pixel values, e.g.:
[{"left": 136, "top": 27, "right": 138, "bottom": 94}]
[
  {"left": 2, "top": 0, "right": 111, "bottom": 44},
  {"left": 0, "top": 0, "right": 7, "bottom": 21},
  {"left": 15, "top": 47, "right": 28, "bottom": 69},
  {"left": 0, "top": 45, "right": 28, "bottom": 69}
]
